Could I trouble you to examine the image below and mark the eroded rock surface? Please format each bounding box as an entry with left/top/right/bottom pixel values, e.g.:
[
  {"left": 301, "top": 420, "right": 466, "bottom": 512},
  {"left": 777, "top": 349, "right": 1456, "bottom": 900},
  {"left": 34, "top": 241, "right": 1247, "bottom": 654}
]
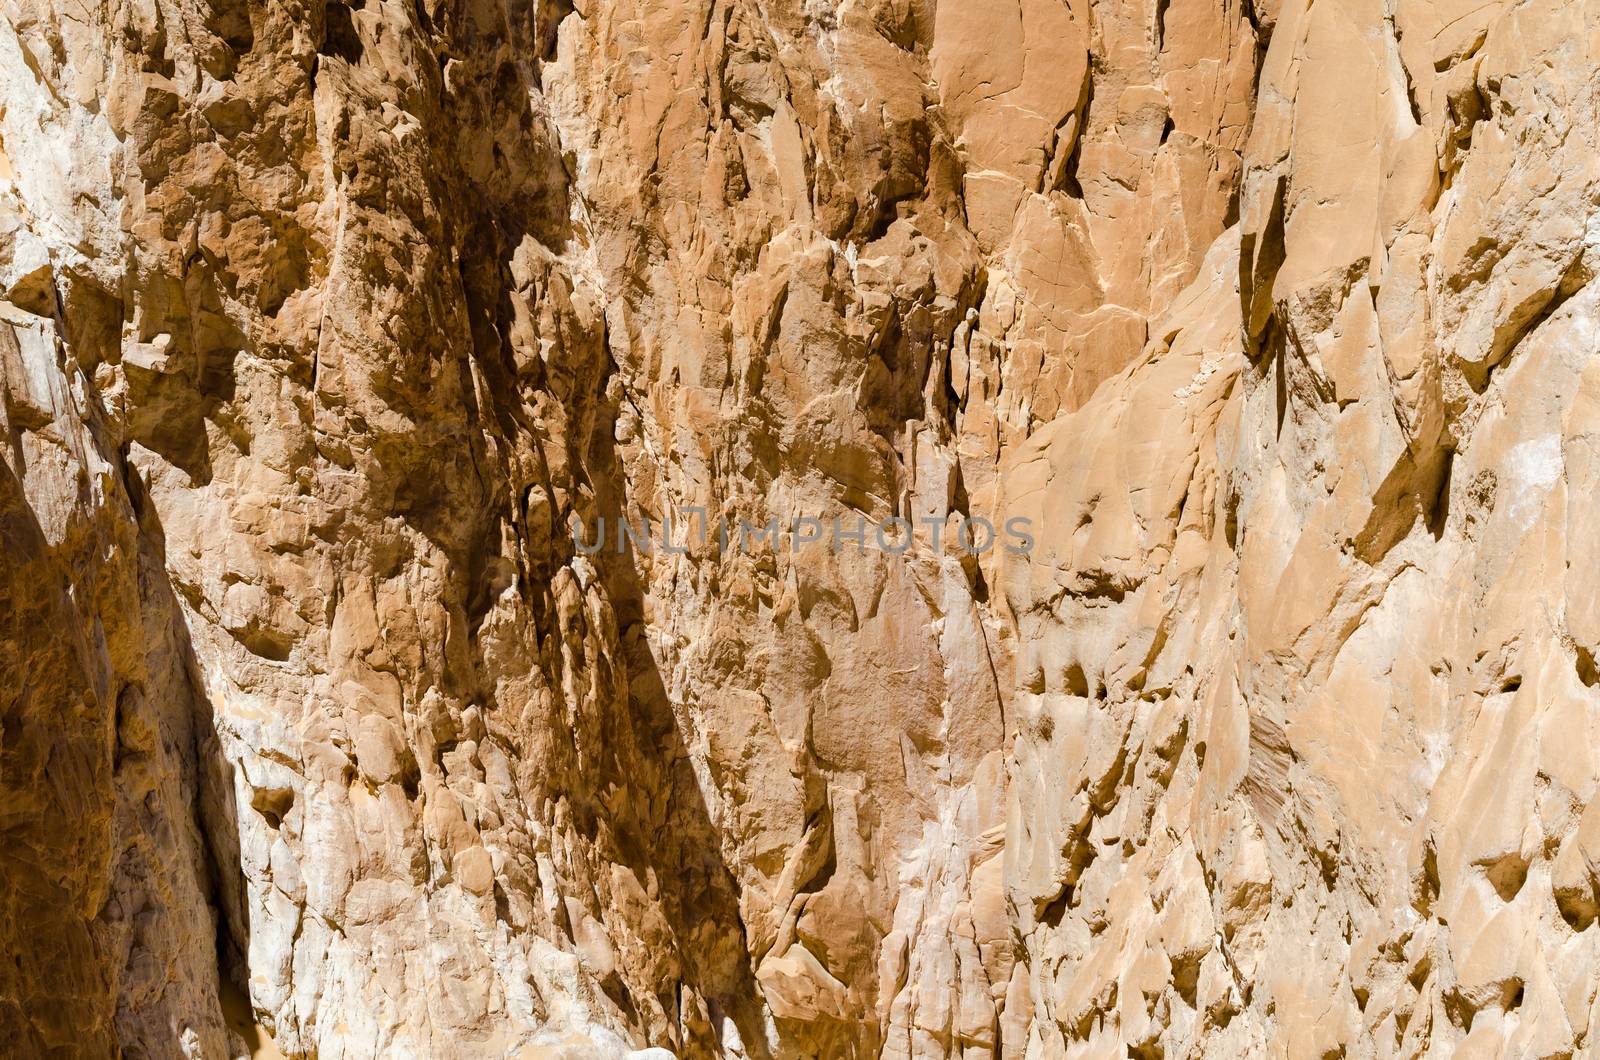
[{"left": 3, "top": 0, "right": 1599, "bottom": 1055}]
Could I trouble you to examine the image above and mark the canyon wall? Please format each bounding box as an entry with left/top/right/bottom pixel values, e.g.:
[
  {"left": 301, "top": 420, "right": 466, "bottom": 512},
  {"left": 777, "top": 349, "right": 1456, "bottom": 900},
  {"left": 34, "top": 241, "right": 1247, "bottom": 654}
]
[{"left": 3, "top": 0, "right": 1599, "bottom": 1055}]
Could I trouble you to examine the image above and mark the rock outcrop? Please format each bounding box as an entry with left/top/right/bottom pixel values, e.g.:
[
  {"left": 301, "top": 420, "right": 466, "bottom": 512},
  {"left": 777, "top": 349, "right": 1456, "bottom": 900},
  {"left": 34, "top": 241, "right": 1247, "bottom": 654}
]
[{"left": 3, "top": 0, "right": 1599, "bottom": 1056}]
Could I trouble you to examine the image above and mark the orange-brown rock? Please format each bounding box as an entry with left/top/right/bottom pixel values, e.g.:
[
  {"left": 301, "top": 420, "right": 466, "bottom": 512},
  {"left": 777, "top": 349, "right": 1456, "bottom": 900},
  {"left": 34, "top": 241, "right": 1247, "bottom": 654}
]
[{"left": 3, "top": 0, "right": 1600, "bottom": 1056}]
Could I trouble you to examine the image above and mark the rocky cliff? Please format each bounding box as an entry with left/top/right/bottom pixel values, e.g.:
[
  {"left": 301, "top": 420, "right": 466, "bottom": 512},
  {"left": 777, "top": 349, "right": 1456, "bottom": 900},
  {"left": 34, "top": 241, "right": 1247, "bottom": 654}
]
[{"left": 3, "top": 0, "right": 1599, "bottom": 1055}]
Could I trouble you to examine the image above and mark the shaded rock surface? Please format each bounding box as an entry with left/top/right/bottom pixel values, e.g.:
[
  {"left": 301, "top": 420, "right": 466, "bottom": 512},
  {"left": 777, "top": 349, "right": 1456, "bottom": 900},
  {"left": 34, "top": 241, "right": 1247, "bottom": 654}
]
[{"left": 2, "top": 0, "right": 1598, "bottom": 1056}]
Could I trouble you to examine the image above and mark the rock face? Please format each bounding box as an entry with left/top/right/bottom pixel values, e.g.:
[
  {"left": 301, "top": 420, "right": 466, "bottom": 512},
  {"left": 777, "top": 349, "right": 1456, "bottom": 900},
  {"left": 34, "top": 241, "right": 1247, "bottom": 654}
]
[{"left": 4, "top": 0, "right": 1600, "bottom": 1055}]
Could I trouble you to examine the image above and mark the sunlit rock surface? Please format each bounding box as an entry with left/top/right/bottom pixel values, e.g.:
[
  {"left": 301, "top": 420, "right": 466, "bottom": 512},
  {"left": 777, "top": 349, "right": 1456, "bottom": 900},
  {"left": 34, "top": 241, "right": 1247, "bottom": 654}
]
[{"left": 3, "top": 0, "right": 1599, "bottom": 1055}]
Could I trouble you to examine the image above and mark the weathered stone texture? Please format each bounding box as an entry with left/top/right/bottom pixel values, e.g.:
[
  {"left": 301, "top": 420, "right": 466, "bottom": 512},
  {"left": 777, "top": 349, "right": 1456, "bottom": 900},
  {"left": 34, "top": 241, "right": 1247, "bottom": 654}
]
[{"left": 4, "top": 0, "right": 1600, "bottom": 1056}]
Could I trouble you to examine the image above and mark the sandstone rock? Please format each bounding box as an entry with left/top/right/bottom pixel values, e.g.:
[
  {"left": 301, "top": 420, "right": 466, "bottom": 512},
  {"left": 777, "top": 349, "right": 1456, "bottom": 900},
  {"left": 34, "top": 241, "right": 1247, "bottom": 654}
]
[{"left": 5, "top": 0, "right": 1600, "bottom": 1055}]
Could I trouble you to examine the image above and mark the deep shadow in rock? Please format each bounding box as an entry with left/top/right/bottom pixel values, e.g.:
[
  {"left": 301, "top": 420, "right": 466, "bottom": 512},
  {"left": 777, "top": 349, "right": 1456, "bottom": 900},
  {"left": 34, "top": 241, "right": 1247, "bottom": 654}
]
[
  {"left": 121, "top": 438, "right": 261, "bottom": 1054},
  {"left": 585, "top": 396, "right": 777, "bottom": 1059},
  {"left": 0, "top": 389, "right": 253, "bottom": 1054}
]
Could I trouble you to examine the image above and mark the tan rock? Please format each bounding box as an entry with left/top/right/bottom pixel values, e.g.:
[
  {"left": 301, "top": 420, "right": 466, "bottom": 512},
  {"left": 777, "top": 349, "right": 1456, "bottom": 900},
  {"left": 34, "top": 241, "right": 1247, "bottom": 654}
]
[{"left": 6, "top": 0, "right": 1600, "bottom": 1055}]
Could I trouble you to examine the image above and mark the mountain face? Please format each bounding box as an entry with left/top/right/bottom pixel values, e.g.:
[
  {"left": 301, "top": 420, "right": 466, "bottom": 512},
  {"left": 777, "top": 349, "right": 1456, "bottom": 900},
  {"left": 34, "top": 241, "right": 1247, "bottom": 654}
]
[{"left": 3, "top": 0, "right": 1598, "bottom": 1055}]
